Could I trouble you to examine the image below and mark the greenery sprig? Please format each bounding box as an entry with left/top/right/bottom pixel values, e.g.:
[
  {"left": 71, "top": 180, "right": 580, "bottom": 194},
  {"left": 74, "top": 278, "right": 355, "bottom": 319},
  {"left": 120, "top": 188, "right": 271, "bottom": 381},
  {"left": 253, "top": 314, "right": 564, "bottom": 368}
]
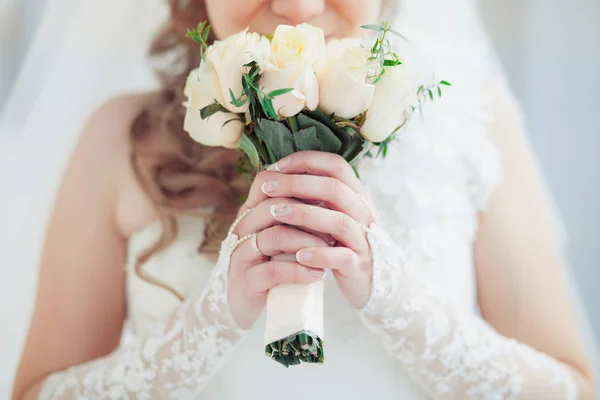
[
  {"left": 265, "top": 330, "right": 324, "bottom": 368},
  {"left": 361, "top": 21, "right": 405, "bottom": 83},
  {"left": 186, "top": 21, "right": 212, "bottom": 60}
]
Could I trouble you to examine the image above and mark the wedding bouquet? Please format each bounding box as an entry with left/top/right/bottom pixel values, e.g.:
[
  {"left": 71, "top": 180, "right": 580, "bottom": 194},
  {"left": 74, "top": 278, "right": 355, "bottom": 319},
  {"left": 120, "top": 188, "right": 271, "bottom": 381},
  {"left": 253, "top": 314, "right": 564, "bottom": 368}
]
[{"left": 183, "top": 21, "right": 449, "bottom": 367}]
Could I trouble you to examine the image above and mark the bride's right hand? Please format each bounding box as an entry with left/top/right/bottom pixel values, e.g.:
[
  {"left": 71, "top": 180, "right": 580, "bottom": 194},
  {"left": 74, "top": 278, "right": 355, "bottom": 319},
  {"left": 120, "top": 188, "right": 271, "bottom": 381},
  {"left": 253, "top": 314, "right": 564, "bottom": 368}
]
[{"left": 227, "top": 195, "right": 328, "bottom": 330}]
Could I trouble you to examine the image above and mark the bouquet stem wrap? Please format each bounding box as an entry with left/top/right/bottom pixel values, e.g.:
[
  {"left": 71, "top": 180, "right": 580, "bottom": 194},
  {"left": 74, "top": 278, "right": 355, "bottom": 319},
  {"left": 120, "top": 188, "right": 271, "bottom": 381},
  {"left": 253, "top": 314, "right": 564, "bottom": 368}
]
[{"left": 264, "top": 280, "right": 325, "bottom": 367}]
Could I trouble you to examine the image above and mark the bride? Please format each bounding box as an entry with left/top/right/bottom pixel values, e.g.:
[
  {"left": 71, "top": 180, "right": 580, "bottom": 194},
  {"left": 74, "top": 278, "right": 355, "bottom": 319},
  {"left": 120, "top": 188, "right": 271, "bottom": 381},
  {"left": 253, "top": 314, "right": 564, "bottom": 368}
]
[{"left": 9, "top": 0, "right": 597, "bottom": 399}]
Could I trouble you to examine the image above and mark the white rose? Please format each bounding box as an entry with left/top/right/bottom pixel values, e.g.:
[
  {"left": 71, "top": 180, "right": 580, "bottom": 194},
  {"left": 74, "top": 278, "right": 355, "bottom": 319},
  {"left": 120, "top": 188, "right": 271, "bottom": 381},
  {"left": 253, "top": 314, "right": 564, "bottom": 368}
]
[
  {"left": 261, "top": 24, "right": 326, "bottom": 118},
  {"left": 183, "top": 66, "right": 244, "bottom": 149},
  {"left": 315, "top": 38, "right": 375, "bottom": 119},
  {"left": 204, "top": 28, "right": 270, "bottom": 113},
  {"left": 360, "top": 65, "right": 418, "bottom": 142}
]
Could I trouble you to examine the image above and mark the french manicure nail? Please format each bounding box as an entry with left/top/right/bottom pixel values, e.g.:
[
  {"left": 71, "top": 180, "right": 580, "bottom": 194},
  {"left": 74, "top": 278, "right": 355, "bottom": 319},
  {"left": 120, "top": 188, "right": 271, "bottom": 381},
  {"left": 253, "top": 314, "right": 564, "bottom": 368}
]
[
  {"left": 266, "top": 162, "right": 280, "bottom": 172},
  {"left": 261, "top": 180, "right": 279, "bottom": 195},
  {"left": 277, "top": 157, "right": 290, "bottom": 170},
  {"left": 321, "top": 269, "right": 328, "bottom": 279},
  {"left": 296, "top": 250, "right": 313, "bottom": 263},
  {"left": 270, "top": 204, "right": 291, "bottom": 218}
]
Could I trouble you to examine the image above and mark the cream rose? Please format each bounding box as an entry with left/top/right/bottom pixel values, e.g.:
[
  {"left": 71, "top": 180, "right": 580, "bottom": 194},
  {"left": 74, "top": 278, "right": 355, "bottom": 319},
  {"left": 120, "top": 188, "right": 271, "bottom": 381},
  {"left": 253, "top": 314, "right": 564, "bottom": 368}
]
[
  {"left": 260, "top": 24, "right": 326, "bottom": 118},
  {"left": 315, "top": 38, "right": 375, "bottom": 119},
  {"left": 360, "top": 65, "right": 419, "bottom": 142},
  {"left": 204, "top": 28, "right": 270, "bottom": 113},
  {"left": 183, "top": 66, "right": 244, "bottom": 149}
]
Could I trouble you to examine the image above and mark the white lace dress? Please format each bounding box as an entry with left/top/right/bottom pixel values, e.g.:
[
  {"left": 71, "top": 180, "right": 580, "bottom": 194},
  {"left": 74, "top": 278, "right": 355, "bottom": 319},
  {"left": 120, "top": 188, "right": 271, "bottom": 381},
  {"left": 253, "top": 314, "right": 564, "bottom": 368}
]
[{"left": 37, "top": 1, "right": 579, "bottom": 397}]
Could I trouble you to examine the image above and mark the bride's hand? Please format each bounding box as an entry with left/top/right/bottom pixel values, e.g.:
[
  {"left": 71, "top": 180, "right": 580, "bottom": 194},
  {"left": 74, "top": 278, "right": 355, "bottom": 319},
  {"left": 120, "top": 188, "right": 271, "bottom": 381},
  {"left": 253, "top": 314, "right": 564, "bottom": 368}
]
[
  {"left": 227, "top": 196, "right": 330, "bottom": 329},
  {"left": 244, "top": 151, "right": 376, "bottom": 309}
]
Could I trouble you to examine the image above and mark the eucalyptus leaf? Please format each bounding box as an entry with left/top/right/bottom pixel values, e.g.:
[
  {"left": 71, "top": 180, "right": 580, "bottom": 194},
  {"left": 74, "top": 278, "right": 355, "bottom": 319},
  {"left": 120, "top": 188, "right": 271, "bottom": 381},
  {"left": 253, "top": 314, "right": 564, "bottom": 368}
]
[
  {"left": 237, "top": 134, "right": 260, "bottom": 167},
  {"left": 296, "top": 113, "right": 342, "bottom": 153},
  {"left": 293, "top": 127, "right": 321, "bottom": 151},
  {"left": 255, "top": 119, "right": 295, "bottom": 161}
]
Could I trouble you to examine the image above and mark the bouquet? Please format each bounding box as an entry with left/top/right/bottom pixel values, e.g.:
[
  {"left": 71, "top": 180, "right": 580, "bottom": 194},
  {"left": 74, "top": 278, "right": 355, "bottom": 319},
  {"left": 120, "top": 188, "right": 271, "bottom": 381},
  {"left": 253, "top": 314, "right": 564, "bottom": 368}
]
[{"left": 183, "top": 21, "right": 449, "bottom": 367}]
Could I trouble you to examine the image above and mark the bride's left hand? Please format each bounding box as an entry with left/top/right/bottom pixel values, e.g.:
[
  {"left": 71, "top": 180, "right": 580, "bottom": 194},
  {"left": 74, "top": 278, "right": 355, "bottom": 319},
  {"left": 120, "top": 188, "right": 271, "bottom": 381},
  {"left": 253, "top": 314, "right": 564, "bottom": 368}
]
[{"left": 243, "top": 151, "right": 376, "bottom": 309}]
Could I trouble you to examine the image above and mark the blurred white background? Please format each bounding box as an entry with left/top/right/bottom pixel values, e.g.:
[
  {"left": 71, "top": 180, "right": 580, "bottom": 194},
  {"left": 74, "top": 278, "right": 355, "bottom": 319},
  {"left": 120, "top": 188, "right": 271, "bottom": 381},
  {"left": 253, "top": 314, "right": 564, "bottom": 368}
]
[{"left": 0, "top": 0, "right": 598, "bottom": 396}]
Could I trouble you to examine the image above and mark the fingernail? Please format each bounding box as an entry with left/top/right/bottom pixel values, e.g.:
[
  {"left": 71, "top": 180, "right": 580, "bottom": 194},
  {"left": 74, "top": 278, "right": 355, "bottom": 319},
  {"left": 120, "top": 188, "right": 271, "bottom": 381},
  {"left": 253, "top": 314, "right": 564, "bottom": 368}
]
[
  {"left": 296, "top": 250, "right": 313, "bottom": 263},
  {"left": 270, "top": 204, "right": 291, "bottom": 218},
  {"left": 321, "top": 269, "right": 328, "bottom": 279},
  {"left": 261, "top": 180, "right": 279, "bottom": 195},
  {"left": 266, "top": 162, "right": 280, "bottom": 172},
  {"left": 277, "top": 157, "right": 291, "bottom": 170}
]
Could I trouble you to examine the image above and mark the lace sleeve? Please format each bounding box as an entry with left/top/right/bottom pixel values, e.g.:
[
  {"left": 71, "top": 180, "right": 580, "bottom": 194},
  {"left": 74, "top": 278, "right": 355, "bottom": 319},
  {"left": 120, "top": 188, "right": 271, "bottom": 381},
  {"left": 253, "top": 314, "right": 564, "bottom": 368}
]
[
  {"left": 360, "top": 224, "right": 579, "bottom": 400},
  {"left": 38, "top": 234, "right": 246, "bottom": 400}
]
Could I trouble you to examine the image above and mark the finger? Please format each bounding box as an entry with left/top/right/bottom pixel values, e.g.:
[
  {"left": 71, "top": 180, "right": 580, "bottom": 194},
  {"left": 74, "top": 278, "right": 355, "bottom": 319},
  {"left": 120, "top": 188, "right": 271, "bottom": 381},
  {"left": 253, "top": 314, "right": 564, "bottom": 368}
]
[
  {"left": 235, "top": 197, "right": 335, "bottom": 245},
  {"left": 236, "top": 226, "right": 328, "bottom": 260},
  {"left": 267, "top": 151, "right": 363, "bottom": 193},
  {"left": 269, "top": 203, "right": 367, "bottom": 252},
  {"left": 295, "top": 247, "right": 361, "bottom": 277},
  {"left": 260, "top": 174, "right": 372, "bottom": 224},
  {"left": 242, "top": 170, "right": 282, "bottom": 210},
  {"left": 246, "top": 261, "right": 325, "bottom": 292}
]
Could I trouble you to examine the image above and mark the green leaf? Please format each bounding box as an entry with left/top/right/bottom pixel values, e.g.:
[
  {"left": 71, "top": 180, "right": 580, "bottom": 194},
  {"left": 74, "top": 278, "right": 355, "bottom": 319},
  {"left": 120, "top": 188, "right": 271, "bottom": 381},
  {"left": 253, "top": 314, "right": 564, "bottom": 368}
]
[
  {"left": 342, "top": 132, "right": 367, "bottom": 162},
  {"left": 296, "top": 114, "right": 342, "bottom": 153},
  {"left": 440, "top": 80, "right": 452, "bottom": 86},
  {"left": 260, "top": 95, "right": 278, "bottom": 120},
  {"left": 267, "top": 88, "right": 294, "bottom": 98},
  {"left": 427, "top": 89, "right": 434, "bottom": 101},
  {"left": 417, "top": 85, "right": 424, "bottom": 94},
  {"left": 383, "top": 59, "right": 402, "bottom": 66},
  {"left": 237, "top": 134, "right": 260, "bottom": 167},
  {"left": 202, "top": 25, "right": 211, "bottom": 41},
  {"left": 437, "top": 86, "right": 442, "bottom": 97},
  {"left": 229, "top": 89, "right": 247, "bottom": 107},
  {"left": 199, "top": 101, "right": 228, "bottom": 119},
  {"left": 389, "top": 28, "right": 409, "bottom": 42},
  {"left": 255, "top": 119, "right": 295, "bottom": 161},
  {"left": 360, "top": 24, "right": 384, "bottom": 31},
  {"left": 293, "top": 127, "right": 321, "bottom": 151},
  {"left": 287, "top": 116, "right": 299, "bottom": 132}
]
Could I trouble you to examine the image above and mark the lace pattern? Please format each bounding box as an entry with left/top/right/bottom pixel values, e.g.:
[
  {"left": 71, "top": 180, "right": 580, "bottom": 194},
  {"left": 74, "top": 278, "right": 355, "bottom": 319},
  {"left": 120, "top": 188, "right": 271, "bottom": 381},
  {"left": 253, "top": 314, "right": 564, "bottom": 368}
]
[
  {"left": 39, "top": 233, "right": 245, "bottom": 400},
  {"left": 360, "top": 223, "right": 578, "bottom": 400}
]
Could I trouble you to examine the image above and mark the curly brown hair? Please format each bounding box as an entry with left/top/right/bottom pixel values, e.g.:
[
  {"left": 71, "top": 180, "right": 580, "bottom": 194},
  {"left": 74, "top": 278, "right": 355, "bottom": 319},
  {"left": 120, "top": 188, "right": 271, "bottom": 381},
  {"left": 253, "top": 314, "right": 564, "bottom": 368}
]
[{"left": 129, "top": 0, "right": 249, "bottom": 300}]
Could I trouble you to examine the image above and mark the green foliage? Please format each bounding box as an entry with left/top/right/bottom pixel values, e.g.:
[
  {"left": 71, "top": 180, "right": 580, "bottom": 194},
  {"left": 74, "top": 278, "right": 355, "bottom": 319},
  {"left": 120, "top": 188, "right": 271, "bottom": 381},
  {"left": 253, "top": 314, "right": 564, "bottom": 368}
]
[
  {"left": 296, "top": 113, "right": 342, "bottom": 153},
  {"left": 186, "top": 21, "right": 211, "bottom": 59},
  {"left": 293, "top": 127, "right": 321, "bottom": 151},
  {"left": 363, "top": 21, "right": 405, "bottom": 83},
  {"left": 237, "top": 134, "right": 260, "bottom": 167},
  {"left": 255, "top": 118, "right": 295, "bottom": 161},
  {"left": 199, "top": 101, "right": 228, "bottom": 119},
  {"left": 265, "top": 331, "right": 324, "bottom": 368}
]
